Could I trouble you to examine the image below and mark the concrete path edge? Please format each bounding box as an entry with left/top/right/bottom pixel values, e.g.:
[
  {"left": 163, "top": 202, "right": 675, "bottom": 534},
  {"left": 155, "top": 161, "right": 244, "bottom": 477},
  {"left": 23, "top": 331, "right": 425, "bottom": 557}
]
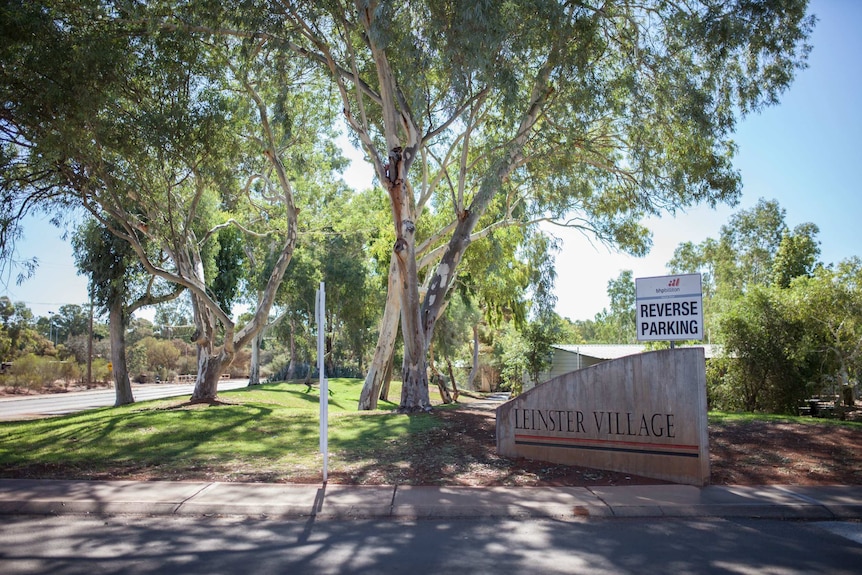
[{"left": 0, "top": 479, "right": 860, "bottom": 520}]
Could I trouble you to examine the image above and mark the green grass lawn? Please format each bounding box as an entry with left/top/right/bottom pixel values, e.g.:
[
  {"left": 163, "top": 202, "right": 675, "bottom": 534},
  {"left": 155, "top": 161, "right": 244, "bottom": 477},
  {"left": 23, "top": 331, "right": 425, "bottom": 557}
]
[
  {"left": 708, "top": 410, "right": 862, "bottom": 428},
  {"left": 0, "top": 379, "right": 447, "bottom": 483},
  {"left": 2, "top": 380, "right": 859, "bottom": 485}
]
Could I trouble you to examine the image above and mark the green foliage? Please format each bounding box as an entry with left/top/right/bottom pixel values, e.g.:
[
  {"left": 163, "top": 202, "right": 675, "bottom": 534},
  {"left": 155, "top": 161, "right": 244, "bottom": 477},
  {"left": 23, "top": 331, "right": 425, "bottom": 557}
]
[
  {"left": 591, "top": 270, "right": 637, "bottom": 343},
  {"left": 1, "top": 1, "right": 818, "bottom": 410},
  {"left": 522, "top": 314, "right": 562, "bottom": 388},
  {"left": 495, "top": 323, "right": 529, "bottom": 395},
  {"left": 72, "top": 219, "right": 133, "bottom": 312},
  {"left": 48, "top": 304, "right": 91, "bottom": 344},
  {"left": 791, "top": 260, "right": 862, "bottom": 393},
  {"left": 0, "top": 297, "right": 46, "bottom": 360},
  {"left": 432, "top": 292, "right": 482, "bottom": 368},
  {"left": 1, "top": 354, "right": 80, "bottom": 392},
  {"left": 708, "top": 410, "right": 862, "bottom": 429},
  {"left": 211, "top": 225, "right": 246, "bottom": 313},
  {"left": 771, "top": 223, "right": 821, "bottom": 288},
  {"left": 129, "top": 336, "right": 183, "bottom": 380},
  {"left": 668, "top": 199, "right": 862, "bottom": 415},
  {"left": 455, "top": 224, "right": 533, "bottom": 329},
  {"left": 2, "top": 354, "right": 44, "bottom": 392},
  {"left": 714, "top": 285, "right": 818, "bottom": 414},
  {"left": 493, "top": 313, "right": 562, "bottom": 394},
  {"left": 63, "top": 334, "right": 109, "bottom": 366}
]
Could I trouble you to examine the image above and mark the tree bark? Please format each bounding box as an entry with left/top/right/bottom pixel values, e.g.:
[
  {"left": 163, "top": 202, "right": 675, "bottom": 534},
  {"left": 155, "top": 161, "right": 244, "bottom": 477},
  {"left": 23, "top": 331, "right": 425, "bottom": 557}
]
[
  {"left": 417, "top": 60, "right": 556, "bottom": 357},
  {"left": 429, "top": 346, "right": 453, "bottom": 404},
  {"left": 109, "top": 283, "right": 182, "bottom": 407},
  {"left": 191, "top": 348, "right": 232, "bottom": 402},
  {"left": 379, "top": 354, "right": 393, "bottom": 402},
  {"left": 446, "top": 358, "right": 460, "bottom": 402},
  {"left": 358, "top": 255, "right": 401, "bottom": 409},
  {"left": 386, "top": 147, "right": 431, "bottom": 413},
  {"left": 248, "top": 331, "right": 261, "bottom": 386},
  {"left": 467, "top": 323, "right": 480, "bottom": 389},
  {"left": 108, "top": 299, "right": 134, "bottom": 406}
]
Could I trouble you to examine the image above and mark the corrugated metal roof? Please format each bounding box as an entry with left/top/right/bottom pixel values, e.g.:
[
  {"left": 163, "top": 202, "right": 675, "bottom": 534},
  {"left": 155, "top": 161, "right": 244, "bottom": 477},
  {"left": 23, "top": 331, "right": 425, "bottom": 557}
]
[{"left": 553, "top": 344, "right": 721, "bottom": 360}]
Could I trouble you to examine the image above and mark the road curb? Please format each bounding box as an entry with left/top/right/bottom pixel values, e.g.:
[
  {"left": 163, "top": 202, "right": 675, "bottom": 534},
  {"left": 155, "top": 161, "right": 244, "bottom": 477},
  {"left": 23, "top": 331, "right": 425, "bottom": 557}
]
[{"left": 1, "top": 479, "right": 860, "bottom": 521}]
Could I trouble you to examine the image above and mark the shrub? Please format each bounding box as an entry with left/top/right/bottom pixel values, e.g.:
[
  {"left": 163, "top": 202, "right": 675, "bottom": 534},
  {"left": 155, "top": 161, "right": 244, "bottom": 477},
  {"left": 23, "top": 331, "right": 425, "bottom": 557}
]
[{"left": 4, "top": 354, "right": 72, "bottom": 392}]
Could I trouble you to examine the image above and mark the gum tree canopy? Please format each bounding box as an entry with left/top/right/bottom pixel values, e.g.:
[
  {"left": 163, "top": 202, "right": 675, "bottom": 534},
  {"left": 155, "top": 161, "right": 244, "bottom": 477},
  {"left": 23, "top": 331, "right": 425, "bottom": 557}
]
[
  {"left": 0, "top": 1, "right": 333, "bottom": 401},
  {"left": 1, "top": 1, "right": 814, "bottom": 411},
  {"left": 271, "top": 0, "right": 814, "bottom": 411}
]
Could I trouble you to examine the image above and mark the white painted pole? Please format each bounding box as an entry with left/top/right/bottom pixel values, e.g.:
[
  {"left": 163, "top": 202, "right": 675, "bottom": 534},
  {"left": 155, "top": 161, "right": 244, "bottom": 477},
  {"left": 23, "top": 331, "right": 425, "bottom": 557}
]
[{"left": 317, "top": 282, "right": 328, "bottom": 483}]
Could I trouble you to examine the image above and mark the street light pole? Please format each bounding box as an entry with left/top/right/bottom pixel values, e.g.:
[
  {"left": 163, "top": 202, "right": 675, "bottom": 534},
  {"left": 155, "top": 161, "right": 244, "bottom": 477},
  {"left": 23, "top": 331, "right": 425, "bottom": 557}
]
[{"left": 48, "top": 311, "right": 54, "bottom": 345}]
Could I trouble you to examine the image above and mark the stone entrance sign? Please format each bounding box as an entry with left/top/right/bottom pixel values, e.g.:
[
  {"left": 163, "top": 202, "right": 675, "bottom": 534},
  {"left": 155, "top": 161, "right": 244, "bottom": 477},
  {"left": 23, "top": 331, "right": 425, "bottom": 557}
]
[{"left": 496, "top": 348, "right": 709, "bottom": 486}]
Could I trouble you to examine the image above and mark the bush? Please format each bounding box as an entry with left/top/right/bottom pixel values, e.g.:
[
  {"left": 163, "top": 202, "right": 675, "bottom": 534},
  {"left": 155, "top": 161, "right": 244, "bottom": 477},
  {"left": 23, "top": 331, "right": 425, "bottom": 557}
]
[
  {"left": 90, "top": 357, "right": 110, "bottom": 384},
  {"left": 5, "top": 354, "right": 43, "bottom": 392},
  {"left": 58, "top": 360, "right": 81, "bottom": 388},
  {"left": 3, "top": 354, "right": 77, "bottom": 392},
  {"left": 706, "top": 356, "right": 743, "bottom": 411}
]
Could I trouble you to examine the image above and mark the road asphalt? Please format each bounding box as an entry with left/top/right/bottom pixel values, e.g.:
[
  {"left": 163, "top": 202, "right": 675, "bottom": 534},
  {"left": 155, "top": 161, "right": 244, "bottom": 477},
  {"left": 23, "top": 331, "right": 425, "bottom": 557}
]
[{"left": 1, "top": 479, "right": 860, "bottom": 521}]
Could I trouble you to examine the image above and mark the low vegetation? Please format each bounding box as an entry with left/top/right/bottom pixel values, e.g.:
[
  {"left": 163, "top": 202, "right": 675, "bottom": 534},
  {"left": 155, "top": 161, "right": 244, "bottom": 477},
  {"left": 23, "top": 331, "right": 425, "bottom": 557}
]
[
  {"left": 0, "top": 379, "right": 440, "bottom": 483},
  {"left": 2, "top": 379, "right": 860, "bottom": 486}
]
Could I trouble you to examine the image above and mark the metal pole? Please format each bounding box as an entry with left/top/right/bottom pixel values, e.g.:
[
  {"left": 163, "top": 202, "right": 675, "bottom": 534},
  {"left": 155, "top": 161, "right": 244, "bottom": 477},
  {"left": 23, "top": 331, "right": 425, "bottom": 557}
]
[
  {"left": 317, "top": 282, "right": 328, "bottom": 483},
  {"left": 87, "top": 285, "right": 94, "bottom": 385}
]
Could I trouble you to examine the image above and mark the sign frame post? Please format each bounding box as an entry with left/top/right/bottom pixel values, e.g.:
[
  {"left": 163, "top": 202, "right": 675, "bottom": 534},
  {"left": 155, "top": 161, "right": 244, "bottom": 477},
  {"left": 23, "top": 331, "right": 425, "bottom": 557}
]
[{"left": 316, "top": 282, "right": 328, "bottom": 483}]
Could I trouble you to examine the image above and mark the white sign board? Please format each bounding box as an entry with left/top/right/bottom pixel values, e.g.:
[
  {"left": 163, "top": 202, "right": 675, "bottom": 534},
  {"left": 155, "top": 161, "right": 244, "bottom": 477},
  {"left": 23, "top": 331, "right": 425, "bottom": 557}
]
[{"left": 636, "top": 274, "right": 703, "bottom": 342}]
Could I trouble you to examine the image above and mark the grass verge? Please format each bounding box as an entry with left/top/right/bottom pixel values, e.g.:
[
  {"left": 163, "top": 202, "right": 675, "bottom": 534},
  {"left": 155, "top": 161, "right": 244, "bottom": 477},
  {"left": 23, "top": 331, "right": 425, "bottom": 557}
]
[
  {"left": 0, "top": 378, "right": 448, "bottom": 484},
  {"left": 3, "top": 383, "right": 860, "bottom": 486},
  {"left": 709, "top": 410, "right": 862, "bottom": 428}
]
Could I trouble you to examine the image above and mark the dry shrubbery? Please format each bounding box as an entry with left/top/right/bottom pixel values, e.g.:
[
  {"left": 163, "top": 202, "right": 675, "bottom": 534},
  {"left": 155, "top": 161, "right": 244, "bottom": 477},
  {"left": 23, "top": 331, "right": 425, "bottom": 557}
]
[{"left": 0, "top": 354, "right": 111, "bottom": 394}]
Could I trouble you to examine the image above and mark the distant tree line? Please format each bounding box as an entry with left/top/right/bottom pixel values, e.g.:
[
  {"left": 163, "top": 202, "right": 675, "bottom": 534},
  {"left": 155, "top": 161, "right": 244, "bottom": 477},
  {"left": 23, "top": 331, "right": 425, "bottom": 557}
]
[{"left": 557, "top": 199, "right": 862, "bottom": 415}]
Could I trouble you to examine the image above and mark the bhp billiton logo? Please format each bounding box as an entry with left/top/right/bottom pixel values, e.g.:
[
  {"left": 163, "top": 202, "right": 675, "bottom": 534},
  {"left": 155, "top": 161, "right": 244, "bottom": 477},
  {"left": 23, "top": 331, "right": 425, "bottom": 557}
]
[{"left": 668, "top": 278, "right": 680, "bottom": 287}]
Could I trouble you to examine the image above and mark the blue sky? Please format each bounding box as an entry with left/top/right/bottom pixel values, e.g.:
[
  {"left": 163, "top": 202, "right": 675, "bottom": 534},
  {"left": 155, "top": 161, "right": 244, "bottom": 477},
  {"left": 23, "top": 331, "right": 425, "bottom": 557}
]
[
  {"left": 3, "top": 0, "right": 860, "bottom": 322},
  {"left": 551, "top": 0, "right": 862, "bottom": 320}
]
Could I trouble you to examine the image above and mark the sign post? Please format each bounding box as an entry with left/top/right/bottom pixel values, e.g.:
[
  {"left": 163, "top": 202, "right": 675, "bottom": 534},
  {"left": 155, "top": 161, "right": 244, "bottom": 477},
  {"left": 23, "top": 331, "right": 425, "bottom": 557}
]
[
  {"left": 316, "top": 282, "right": 328, "bottom": 483},
  {"left": 635, "top": 274, "right": 704, "bottom": 343},
  {"left": 496, "top": 273, "right": 711, "bottom": 487}
]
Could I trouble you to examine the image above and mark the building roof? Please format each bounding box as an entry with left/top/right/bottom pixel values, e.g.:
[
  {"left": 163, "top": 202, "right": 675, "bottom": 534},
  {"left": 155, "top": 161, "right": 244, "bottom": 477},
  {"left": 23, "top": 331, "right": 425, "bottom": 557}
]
[{"left": 552, "top": 343, "right": 721, "bottom": 360}]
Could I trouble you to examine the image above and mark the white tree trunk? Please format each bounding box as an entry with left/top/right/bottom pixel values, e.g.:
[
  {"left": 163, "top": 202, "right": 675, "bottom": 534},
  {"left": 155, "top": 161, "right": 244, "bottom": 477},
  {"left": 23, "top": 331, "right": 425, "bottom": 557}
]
[
  {"left": 387, "top": 148, "right": 431, "bottom": 413},
  {"left": 191, "top": 348, "right": 232, "bottom": 402},
  {"left": 358, "top": 255, "right": 401, "bottom": 410},
  {"left": 248, "top": 332, "right": 261, "bottom": 386},
  {"left": 109, "top": 300, "right": 134, "bottom": 406},
  {"left": 467, "top": 323, "right": 480, "bottom": 389}
]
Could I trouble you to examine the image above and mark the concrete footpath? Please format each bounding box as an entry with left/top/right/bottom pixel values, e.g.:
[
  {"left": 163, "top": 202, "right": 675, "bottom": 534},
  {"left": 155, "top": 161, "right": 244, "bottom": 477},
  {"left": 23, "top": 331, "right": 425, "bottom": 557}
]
[{"left": 1, "top": 479, "right": 861, "bottom": 520}]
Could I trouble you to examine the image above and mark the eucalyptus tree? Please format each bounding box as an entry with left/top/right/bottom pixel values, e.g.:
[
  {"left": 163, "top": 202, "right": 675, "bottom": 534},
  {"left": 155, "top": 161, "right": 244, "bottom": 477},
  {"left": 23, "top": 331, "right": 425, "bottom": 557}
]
[
  {"left": 0, "top": 298, "right": 42, "bottom": 361},
  {"left": 771, "top": 222, "right": 821, "bottom": 289},
  {"left": 3, "top": 1, "right": 816, "bottom": 411},
  {"left": 266, "top": 0, "right": 814, "bottom": 411},
  {"left": 723, "top": 257, "right": 862, "bottom": 411},
  {"left": 801, "top": 258, "right": 862, "bottom": 397},
  {"left": 672, "top": 199, "right": 820, "bottom": 294},
  {"left": 716, "top": 284, "right": 814, "bottom": 412},
  {"left": 0, "top": 2, "right": 332, "bottom": 401},
  {"left": 72, "top": 218, "right": 183, "bottom": 405},
  {"left": 715, "top": 199, "right": 794, "bottom": 293},
  {"left": 592, "top": 270, "right": 637, "bottom": 344},
  {"left": 669, "top": 199, "right": 822, "bottom": 339},
  {"left": 247, "top": 176, "right": 368, "bottom": 384}
]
